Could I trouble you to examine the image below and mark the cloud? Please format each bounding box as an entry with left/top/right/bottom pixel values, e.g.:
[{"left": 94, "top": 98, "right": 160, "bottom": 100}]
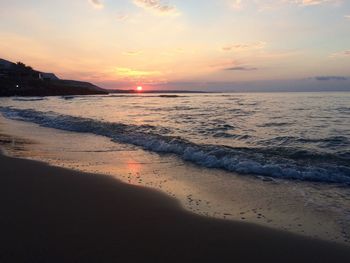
[
  {"left": 116, "top": 67, "right": 160, "bottom": 79},
  {"left": 331, "top": 50, "right": 350, "bottom": 58},
  {"left": 123, "top": 50, "right": 143, "bottom": 56},
  {"left": 230, "top": 0, "right": 243, "bottom": 9},
  {"left": 224, "top": 66, "right": 258, "bottom": 71},
  {"left": 89, "top": 0, "right": 104, "bottom": 9},
  {"left": 345, "top": 15, "right": 350, "bottom": 20},
  {"left": 230, "top": 0, "right": 340, "bottom": 11},
  {"left": 222, "top": 41, "right": 266, "bottom": 51},
  {"left": 213, "top": 60, "right": 258, "bottom": 71},
  {"left": 133, "top": 0, "right": 179, "bottom": 15},
  {"left": 295, "top": 0, "right": 325, "bottom": 6},
  {"left": 293, "top": 0, "right": 341, "bottom": 6},
  {"left": 315, "top": 76, "right": 347, "bottom": 81},
  {"left": 116, "top": 14, "right": 130, "bottom": 21}
]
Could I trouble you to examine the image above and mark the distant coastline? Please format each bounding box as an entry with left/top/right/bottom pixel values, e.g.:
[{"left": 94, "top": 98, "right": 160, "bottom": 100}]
[{"left": 106, "top": 89, "right": 208, "bottom": 94}]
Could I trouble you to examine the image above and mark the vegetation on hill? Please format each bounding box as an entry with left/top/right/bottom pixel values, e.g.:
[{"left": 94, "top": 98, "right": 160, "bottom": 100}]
[{"left": 0, "top": 59, "right": 108, "bottom": 96}]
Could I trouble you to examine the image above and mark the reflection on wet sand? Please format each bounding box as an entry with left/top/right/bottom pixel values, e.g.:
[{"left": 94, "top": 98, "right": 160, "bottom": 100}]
[{"left": 1, "top": 115, "right": 349, "bottom": 245}]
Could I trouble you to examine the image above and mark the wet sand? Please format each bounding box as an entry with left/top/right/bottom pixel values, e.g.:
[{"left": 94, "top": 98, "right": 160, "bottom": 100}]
[{"left": 1, "top": 153, "right": 350, "bottom": 263}]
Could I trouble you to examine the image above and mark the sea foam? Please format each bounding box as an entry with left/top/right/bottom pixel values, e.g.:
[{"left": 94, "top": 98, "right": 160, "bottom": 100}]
[{"left": 1, "top": 106, "right": 349, "bottom": 185}]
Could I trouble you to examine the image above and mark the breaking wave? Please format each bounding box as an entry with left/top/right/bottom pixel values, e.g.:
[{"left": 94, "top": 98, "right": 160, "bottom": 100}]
[
  {"left": 12, "top": 97, "right": 46, "bottom": 102},
  {"left": 1, "top": 106, "right": 349, "bottom": 185}
]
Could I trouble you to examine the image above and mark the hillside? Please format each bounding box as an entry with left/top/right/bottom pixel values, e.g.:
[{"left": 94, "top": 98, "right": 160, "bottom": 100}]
[{"left": 0, "top": 59, "right": 108, "bottom": 96}]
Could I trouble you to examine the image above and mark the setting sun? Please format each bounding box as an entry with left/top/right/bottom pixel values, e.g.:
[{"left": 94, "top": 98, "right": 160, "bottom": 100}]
[{"left": 137, "top": 86, "right": 143, "bottom": 91}]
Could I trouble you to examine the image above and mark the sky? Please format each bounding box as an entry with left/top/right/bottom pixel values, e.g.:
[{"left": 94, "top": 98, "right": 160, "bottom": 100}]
[{"left": 0, "top": 0, "right": 350, "bottom": 91}]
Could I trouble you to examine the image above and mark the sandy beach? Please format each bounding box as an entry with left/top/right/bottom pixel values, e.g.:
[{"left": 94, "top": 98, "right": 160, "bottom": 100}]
[{"left": 1, "top": 153, "right": 350, "bottom": 263}]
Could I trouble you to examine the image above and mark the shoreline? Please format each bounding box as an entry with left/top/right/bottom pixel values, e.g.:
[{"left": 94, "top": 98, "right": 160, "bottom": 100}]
[
  {"left": 1, "top": 114, "right": 350, "bottom": 246},
  {"left": 1, "top": 152, "right": 350, "bottom": 262}
]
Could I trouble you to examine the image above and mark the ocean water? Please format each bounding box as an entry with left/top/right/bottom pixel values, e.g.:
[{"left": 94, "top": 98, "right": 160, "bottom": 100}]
[
  {"left": 1, "top": 92, "right": 350, "bottom": 244},
  {"left": 1, "top": 92, "right": 349, "bottom": 184}
]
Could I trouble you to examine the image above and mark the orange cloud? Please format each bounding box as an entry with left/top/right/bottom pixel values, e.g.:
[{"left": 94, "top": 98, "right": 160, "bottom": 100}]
[
  {"left": 115, "top": 67, "right": 161, "bottom": 80},
  {"left": 123, "top": 51, "right": 143, "bottom": 56}
]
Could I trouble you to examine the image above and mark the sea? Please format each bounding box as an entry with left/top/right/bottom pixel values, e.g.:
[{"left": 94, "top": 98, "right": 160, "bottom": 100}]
[{"left": 0, "top": 92, "right": 349, "bottom": 244}]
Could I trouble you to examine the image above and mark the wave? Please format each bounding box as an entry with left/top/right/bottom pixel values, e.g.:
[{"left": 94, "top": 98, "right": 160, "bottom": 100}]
[
  {"left": 336, "top": 107, "right": 350, "bottom": 114},
  {"left": 12, "top": 97, "right": 46, "bottom": 102},
  {"left": 158, "top": 95, "right": 184, "bottom": 98},
  {"left": 258, "top": 122, "right": 292, "bottom": 127},
  {"left": 107, "top": 94, "right": 186, "bottom": 98},
  {"left": 1, "top": 106, "right": 349, "bottom": 185},
  {"left": 61, "top": 96, "right": 76, "bottom": 100},
  {"left": 259, "top": 136, "right": 350, "bottom": 149}
]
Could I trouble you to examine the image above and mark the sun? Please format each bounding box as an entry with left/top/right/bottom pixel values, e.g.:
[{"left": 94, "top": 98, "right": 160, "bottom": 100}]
[{"left": 137, "top": 86, "right": 143, "bottom": 91}]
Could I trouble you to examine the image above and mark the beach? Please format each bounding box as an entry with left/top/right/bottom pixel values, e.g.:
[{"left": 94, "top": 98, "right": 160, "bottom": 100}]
[{"left": 1, "top": 153, "right": 350, "bottom": 262}]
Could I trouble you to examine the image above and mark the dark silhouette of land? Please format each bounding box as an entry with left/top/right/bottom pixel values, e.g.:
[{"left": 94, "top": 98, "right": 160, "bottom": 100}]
[
  {"left": 107, "top": 89, "right": 207, "bottom": 94},
  {"left": 0, "top": 59, "right": 108, "bottom": 96}
]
